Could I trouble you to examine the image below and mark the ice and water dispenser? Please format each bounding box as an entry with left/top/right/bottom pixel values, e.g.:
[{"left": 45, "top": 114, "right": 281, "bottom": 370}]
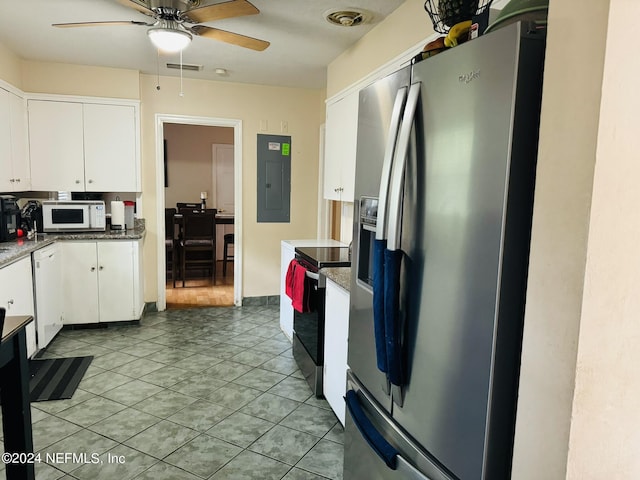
[{"left": 357, "top": 196, "right": 378, "bottom": 288}]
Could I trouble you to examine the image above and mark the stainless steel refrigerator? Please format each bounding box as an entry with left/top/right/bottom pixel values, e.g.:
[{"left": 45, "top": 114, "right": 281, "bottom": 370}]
[{"left": 345, "top": 22, "right": 546, "bottom": 480}]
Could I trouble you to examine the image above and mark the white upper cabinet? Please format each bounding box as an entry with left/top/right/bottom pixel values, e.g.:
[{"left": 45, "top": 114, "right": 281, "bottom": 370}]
[
  {"left": 28, "top": 100, "right": 84, "bottom": 192},
  {"left": 323, "top": 90, "right": 359, "bottom": 202},
  {"left": 84, "top": 103, "right": 137, "bottom": 192},
  {"left": 28, "top": 97, "right": 140, "bottom": 192},
  {"left": 0, "top": 88, "right": 30, "bottom": 192}
]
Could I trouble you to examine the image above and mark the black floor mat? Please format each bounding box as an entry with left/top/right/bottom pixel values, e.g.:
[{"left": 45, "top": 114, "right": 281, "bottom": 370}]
[{"left": 29, "top": 356, "right": 93, "bottom": 402}]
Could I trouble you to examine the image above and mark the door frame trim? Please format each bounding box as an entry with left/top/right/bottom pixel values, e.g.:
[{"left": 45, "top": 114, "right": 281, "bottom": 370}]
[{"left": 155, "top": 114, "right": 243, "bottom": 309}]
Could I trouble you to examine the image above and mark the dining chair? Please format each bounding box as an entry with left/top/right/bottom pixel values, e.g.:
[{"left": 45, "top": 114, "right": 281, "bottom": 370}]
[
  {"left": 223, "top": 233, "right": 234, "bottom": 276},
  {"left": 164, "top": 208, "right": 177, "bottom": 286},
  {"left": 179, "top": 210, "right": 217, "bottom": 287}
]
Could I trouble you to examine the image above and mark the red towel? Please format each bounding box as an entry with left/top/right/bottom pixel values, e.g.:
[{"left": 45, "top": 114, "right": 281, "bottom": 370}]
[{"left": 285, "top": 259, "right": 311, "bottom": 313}]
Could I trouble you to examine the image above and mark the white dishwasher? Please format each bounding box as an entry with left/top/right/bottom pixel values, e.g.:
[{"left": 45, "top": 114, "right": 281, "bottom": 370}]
[{"left": 33, "top": 243, "right": 63, "bottom": 350}]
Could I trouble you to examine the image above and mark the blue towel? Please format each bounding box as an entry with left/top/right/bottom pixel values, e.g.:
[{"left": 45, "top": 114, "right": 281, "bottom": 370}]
[
  {"left": 384, "top": 248, "right": 403, "bottom": 387},
  {"left": 372, "top": 239, "right": 388, "bottom": 373},
  {"left": 345, "top": 390, "right": 398, "bottom": 469}
]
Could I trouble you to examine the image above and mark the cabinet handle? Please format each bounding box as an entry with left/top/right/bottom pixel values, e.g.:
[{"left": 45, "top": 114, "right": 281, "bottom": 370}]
[
  {"left": 15, "top": 178, "right": 20, "bottom": 183},
  {"left": 88, "top": 179, "right": 94, "bottom": 184},
  {"left": 99, "top": 266, "right": 104, "bottom": 271},
  {"left": 9, "top": 179, "right": 15, "bottom": 183},
  {"left": 91, "top": 266, "right": 96, "bottom": 272},
  {"left": 8, "top": 299, "right": 14, "bottom": 305},
  {"left": 76, "top": 180, "right": 81, "bottom": 184}
]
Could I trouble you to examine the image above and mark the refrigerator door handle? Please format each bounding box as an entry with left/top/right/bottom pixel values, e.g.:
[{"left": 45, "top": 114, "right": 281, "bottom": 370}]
[
  {"left": 372, "top": 86, "right": 408, "bottom": 388},
  {"left": 387, "top": 82, "right": 421, "bottom": 251},
  {"left": 345, "top": 390, "right": 434, "bottom": 480},
  {"left": 376, "top": 87, "right": 408, "bottom": 241},
  {"left": 383, "top": 82, "right": 420, "bottom": 398},
  {"left": 345, "top": 390, "right": 399, "bottom": 469}
]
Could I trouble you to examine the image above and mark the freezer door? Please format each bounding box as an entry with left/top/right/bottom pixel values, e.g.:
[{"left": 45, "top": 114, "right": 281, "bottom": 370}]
[
  {"left": 349, "top": 66, "right": 410, "bottom": 412},
  {"left": 392, "top": 23, "right": 544, "bottom": 480},
  {"left": 344, "top": 371, "right": 454, "bottom": 480}
]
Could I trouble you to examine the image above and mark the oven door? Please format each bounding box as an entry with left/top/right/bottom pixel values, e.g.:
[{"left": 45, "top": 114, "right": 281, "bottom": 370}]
[{"left": 292, "top": 269, "right": 326, "bottom": 396}]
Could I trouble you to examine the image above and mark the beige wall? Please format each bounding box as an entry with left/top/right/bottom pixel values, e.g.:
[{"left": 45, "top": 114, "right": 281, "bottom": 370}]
[
  {"left": 564, "top": 0, "right": 640, "bottom": 477},
  {"left": 139, "top": 74, "right": 323, "bottom": 298},
  {"left": 0, "top": 42, "right": 22, "bottom": 89},
  {"left": 327, "top": 0, "right": 434, "bottom": 98},
  {"left": 511, "top": 0, "right": 610, "bottom": 478},
  {"left": 0, "top": 56, "right": 323, "bottom": 301},
  {"left": 21, "top": 61, "right": 140, "bottom": 99},
  {"left": 163, "top": 123, "right": 233, "bottom": 209},
  {"left": 327, "top": 0, "right": 638, "bottom": 478}
]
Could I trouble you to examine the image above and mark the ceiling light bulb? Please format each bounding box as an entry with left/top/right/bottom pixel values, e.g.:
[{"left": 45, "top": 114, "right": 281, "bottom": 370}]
[{"left": 147, "top": 28, "right": 192, "bottom": 53}]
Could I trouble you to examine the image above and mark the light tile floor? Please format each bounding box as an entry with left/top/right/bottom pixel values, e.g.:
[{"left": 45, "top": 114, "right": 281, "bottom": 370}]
[{"left": 1, "top": 305, "right": 344, "bottom": 480}]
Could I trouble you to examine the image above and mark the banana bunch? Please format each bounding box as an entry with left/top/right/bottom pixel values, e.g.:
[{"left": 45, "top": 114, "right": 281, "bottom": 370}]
[{"left": 444, "top": 20, "right": 472, "bottom": 47}]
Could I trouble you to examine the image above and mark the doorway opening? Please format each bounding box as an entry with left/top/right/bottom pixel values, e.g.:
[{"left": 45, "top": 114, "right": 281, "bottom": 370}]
[{"left": 155, "top": 114, "right": 242, "bottom": 311}]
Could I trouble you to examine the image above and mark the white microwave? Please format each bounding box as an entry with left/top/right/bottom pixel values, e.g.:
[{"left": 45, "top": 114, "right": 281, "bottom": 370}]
[{"left": 42, "top": 201, "right": 106, "bottom": 232}]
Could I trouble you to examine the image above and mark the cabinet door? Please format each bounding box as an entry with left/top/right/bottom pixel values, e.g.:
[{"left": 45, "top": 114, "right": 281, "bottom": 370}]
[
  {"left": 0, "top": 257, "right": 36, "bottom": 357},
  {"left": 0, "top": 89, "right": 12, "bottom": 191},
  {"left": 97, "top": 241, "right": 136, "bottom": 322},
  {"left": 323, "top": 279, "right": 350, "bottom": 425},
  {"left": 28, "top": 100, "right": 85, "bottom": 191},
  {"left": 9, "top": 92, "right": 29, "bottom": 189},
  {"left": 61, "top": 242, "right": 100, "bottom": 324},
  {"left": 323, "top": 91, "right": 359, "bottom": 201},
  {"left": 84, "top": 104, "right": 138, "bottom": 192},
  {"left": 33, "top": 245, "right": 63, "bottom": 349}
]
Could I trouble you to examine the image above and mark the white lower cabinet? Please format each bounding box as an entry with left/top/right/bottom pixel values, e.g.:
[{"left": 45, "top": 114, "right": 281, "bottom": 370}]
[
  {"left": 0, "top": 257, "right": 36, "bottom": 358},
  {"left": 323, "top": 277, "right": 350, "bottom": 426},
  {"left": 61, "top": 240, "right": 143, "bottom": 324},
  {"left": 33, "top": 244, "right": 63, "bottom": 349}
]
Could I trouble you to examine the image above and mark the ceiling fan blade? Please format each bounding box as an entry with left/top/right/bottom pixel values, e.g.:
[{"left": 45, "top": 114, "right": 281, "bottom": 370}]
[
  {"left": 192, "top": 25, "right": 269, "bottom": 51},
  {"left": 115, "top": 0, "right": 155, "bottom": 17},
  {"left": 183, "top": 0, "right": 259, "bottom": 24},
  {"left": 53, "top": 20, "right": 151, "bottom": 28}
]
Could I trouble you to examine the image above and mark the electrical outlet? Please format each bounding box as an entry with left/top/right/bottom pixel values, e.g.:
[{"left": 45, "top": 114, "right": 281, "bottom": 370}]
[{"left": 281, "top": 120, "right": 288, "bottom": 133}]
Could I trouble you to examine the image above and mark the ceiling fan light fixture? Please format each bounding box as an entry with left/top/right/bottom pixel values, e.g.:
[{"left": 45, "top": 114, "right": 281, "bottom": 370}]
[{"left": 148, "top": 27, "right": 192, "bottom": 53}]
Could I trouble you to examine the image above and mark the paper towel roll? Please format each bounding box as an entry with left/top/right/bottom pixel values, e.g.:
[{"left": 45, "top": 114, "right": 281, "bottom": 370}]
[{"left": 111, "top": 201, "right": 125, "bottom": 230}]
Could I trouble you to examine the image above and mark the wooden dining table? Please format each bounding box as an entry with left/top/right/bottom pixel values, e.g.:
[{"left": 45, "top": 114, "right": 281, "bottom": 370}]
[{"left": 170, "top": 212, "right": 234, "bottom": 285}]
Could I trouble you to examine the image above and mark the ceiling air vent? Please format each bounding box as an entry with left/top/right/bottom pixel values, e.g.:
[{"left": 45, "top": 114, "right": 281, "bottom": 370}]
[
  {"left": 324, "top": 9, "right": 368, "bottom": 27},
  {"left": 166, "top": 63, "right": 203, "bottom": 71}
]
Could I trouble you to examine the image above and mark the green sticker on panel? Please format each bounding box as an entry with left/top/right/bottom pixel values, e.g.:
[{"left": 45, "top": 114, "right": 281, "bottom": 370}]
[{"left": 282, "top": 143, "right": 290, "bottom": 156}]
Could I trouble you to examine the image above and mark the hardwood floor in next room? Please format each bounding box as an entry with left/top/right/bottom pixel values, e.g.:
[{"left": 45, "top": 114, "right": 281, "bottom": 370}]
[
  {"left": 0, "top": 305, "right": 344, "bottom": 480},
  {"left": 166, "top": 261, "right": 234, "bottom": 309}
]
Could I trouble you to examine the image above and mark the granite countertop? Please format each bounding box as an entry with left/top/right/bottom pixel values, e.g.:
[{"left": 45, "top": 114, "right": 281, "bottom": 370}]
[
  {"left": 0, "top": 219, "right": 146, "bottom": 268},
  {"left": 321, "top": 266, "right": 351, "bottom": 292}
]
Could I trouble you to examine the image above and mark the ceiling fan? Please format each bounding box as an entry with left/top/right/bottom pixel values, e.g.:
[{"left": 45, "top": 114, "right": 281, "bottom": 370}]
[{"left": 53, "top": 0, "right": 270, "bottom": 53}]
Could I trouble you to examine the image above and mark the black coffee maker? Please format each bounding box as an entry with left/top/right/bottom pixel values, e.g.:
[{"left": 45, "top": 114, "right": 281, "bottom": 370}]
[
  {"left": 20, "top": 200, "right": 43, "bottom": 234},
  {"left": 0, "top": 195, "right": 20, "bottom": 242}
]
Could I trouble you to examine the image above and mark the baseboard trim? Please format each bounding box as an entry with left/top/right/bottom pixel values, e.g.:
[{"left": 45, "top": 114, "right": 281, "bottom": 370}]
[{"left": 241, "top": 295, "right": 280, "bottom": 306}]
